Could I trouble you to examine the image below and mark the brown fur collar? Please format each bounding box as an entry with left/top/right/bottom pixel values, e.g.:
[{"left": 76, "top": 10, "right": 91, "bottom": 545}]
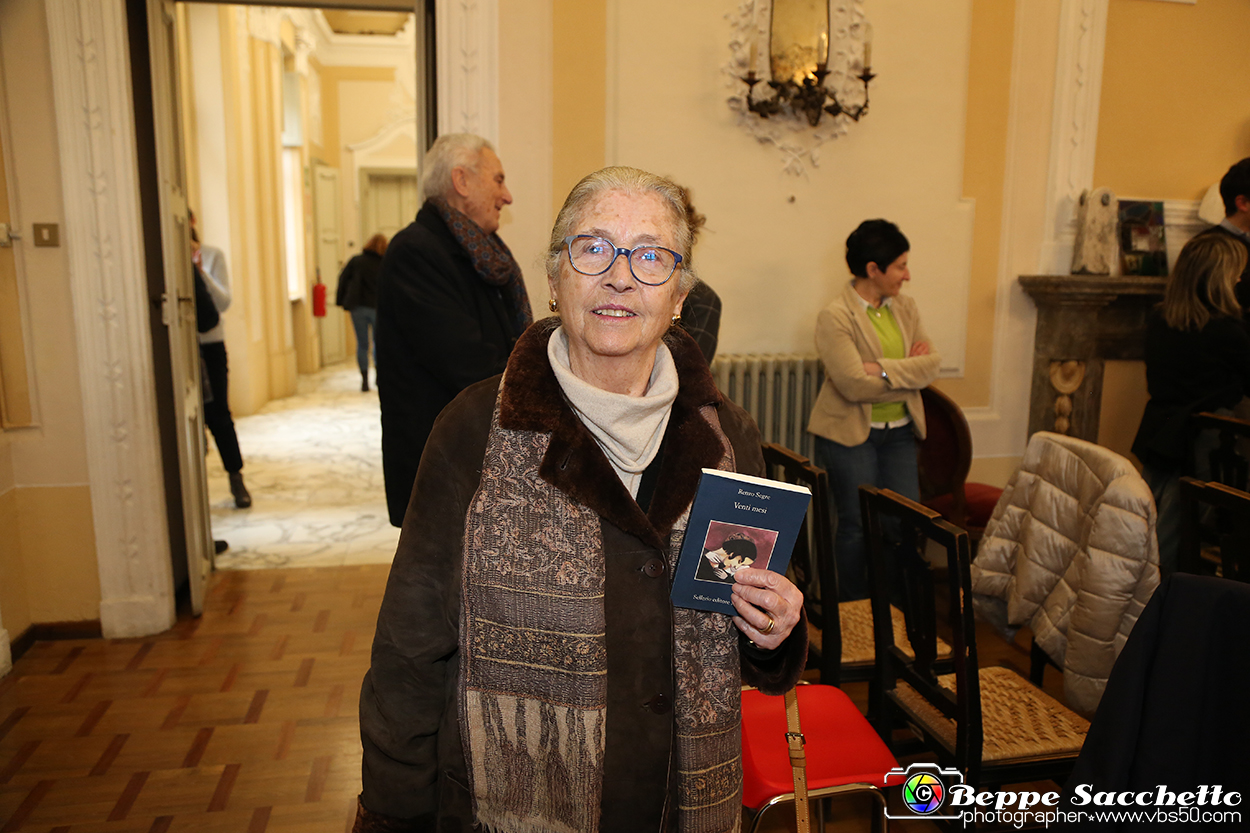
[{"left": 499, "top": 317, "right": 726, "bottom": 550}]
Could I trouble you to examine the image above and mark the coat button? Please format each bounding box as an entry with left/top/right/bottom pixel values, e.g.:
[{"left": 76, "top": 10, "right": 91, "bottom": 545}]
[
  {"left": 644, "top": 694, "right": 671, "bottom": 714},
  {"left": 642, "top": 558, "right": 666, "bottom": 578}
]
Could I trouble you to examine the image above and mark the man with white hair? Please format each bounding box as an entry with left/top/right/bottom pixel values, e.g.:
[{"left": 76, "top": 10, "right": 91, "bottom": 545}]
[{"left": 376, "top": 133, "right": 531, "bottom": 527}]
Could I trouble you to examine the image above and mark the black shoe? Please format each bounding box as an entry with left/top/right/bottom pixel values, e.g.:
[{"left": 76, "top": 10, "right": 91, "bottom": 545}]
[
  {"left": 361, "top": 375, "right": 370, "bottom": 392},
  {"left": 214, "top": 539, "right": 229, "bottom": 555},
  {"left": 229, "top": 471, "right": 252, "bottom": 508}
]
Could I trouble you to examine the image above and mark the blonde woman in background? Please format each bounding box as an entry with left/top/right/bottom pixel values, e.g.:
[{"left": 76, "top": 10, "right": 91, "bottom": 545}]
[{"left": 1132, "top": 233, "right": 1250, "bottom": 575}]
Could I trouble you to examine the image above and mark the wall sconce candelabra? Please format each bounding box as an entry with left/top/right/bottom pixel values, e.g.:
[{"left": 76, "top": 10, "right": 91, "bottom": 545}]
[
  {"left": 739, "top": 4, "right": 875, "bottom": 129},
  {"left": 740, "top": 64, "right": 874, "bottom": 128}
]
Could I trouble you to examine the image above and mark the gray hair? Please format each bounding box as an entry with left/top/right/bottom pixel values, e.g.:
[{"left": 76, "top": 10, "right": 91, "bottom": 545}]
[
  {"left": 546, "top": 166, "right": 700, "bottom": 293},
  {"left": 421, "top": 133, "right": 494, "bottom": 201}
]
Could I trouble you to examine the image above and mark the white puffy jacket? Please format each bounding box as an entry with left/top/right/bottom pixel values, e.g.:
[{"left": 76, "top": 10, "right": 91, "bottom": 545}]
[{"left": 971, "top": 431, "right": 1160, "bottom": 717}]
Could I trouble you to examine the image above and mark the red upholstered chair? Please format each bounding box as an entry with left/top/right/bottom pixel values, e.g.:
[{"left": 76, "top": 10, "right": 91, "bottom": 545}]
[
  {"left": 917, "top": 386, "right": 1002, "bottom": 546},
  {"left": 741, "top": 683, "right": 898, "bottom": 832}
]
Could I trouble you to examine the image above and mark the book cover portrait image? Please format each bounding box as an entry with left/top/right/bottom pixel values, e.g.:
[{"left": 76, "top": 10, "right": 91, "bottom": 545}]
[
  {"left": 671, "top": 469, "right": 811, "bottom": 615},
  {"left": 694, "top": 522, "right": 780, "bottom": 584}
]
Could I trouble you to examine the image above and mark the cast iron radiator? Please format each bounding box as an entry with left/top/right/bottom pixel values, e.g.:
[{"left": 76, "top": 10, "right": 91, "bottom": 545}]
[{"left": 710, "top": 354, "right": 824, "bottom": 460}]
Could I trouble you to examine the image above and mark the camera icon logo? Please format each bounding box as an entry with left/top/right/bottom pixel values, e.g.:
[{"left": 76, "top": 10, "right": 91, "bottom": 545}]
[{"left": 883, "top": 762, "right": 966, "bottom": 820}]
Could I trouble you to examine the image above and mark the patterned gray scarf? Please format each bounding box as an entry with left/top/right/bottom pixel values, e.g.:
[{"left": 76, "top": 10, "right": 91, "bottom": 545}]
[{"left": 459, "top": 391, "right": 743, "bottom": 833}]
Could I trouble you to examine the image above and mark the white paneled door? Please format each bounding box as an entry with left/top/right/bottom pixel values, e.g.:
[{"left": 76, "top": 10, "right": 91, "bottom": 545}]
[
  {"left": 314, "top": 164, "right": 346, "bottom": 366},
  {"left": 362, "top": 171, "right": 418, "bottom": 242},
  {"left": 148, "top": 0, "right": 212, "bottom": 614}
]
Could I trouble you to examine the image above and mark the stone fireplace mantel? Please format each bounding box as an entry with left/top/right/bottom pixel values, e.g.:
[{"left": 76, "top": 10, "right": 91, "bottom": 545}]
[{"left": 1020, "top": 274, "right": 1166, "bottom": 442}]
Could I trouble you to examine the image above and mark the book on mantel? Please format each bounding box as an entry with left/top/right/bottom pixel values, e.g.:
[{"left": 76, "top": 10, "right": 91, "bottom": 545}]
[{"left": 670, "top": 468, "right": 812, "bottom": 615}]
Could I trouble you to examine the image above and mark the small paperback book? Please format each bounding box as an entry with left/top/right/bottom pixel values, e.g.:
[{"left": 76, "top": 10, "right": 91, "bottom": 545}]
[{"left": 670, "top": 469, "right": 812, "bottom": 615}]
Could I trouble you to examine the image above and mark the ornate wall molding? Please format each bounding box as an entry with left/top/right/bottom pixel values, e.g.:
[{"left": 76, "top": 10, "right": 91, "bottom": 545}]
[
  {"left": 722, "top": 0, "right": 870, "bottom": 175},
  {"left": 1039, "top": 0, "right": 1109, "bottom": 272},
  {"left": 247, "top": 6, "right": 283, "bottom": 47},
  {"left": 348, "top": 116, "right": 419, "bottom": 170},
  {"left": 435, "top": 0, "right": 499, "bottom": 144},
  {"left": 44, "top": 0, "right": 176, "bottom": 638}
]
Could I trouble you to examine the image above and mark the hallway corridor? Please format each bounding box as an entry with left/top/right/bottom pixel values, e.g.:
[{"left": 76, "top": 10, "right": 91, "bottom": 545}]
[{"left": 206, "top": 363, "right": 399, "bottom": 570}]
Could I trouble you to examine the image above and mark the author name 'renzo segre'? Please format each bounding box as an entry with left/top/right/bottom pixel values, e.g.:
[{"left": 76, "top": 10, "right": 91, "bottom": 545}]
[{"left": 734, "top": 488, "right": 772, "bottom": 514}]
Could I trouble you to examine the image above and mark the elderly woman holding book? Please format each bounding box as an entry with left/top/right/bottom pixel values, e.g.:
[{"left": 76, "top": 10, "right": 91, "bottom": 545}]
[{"left": 354, "top": 166, "right": 806, "bottom": 833}]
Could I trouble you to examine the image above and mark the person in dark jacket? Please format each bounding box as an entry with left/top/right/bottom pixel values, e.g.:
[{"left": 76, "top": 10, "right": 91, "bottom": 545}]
[
  {"left": 673, "top": 185, "right": 722, "bottom": 364},
  {"left": 1197, "top": 158, "right": 1250, "bottom": 302},
  {"left": 375, "top": 133, "right": 531, "bottom": 527},
  {"left": 354, "top": 167, "right": 806, "bottom": 832},
  {"left": 336, "top": 233, "right": 387, "bottom": 392},
  {"left": 1132, "top": 233, "right": 1250, "bottom": 575}
]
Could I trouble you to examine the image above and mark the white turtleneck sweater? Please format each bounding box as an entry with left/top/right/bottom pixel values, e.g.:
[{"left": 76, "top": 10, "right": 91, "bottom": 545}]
[{"left": 547, "top": 326, "right": 679, "bottom": 498}]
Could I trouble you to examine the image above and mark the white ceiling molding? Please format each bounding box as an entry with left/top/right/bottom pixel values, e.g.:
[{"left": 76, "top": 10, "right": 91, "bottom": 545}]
[
  {"left": 44, "top": 0, "right": 176, "bottom": 638},
  {"left": 292, "top": 20, "right": 315, "bottom": 75},
  {"left": 247, "top": 6, "right": 283, "bottom": 46},
  {"left": 722, "top": 0, "right": 871, "bottom": 176},
  {"left": 307, "top": 9, "right": 417, "bottom": 69},
  {"left": 347, "top": 116, "right": 419, "bottom": 167},
  {"left": 435, "top": 0, "right": 499, "bottom": 144}
]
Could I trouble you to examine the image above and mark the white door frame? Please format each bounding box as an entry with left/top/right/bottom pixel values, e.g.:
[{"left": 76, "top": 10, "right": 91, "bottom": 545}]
[
  {"left": 45, "top": 0, "right": 176, "bottom": 638},
  {"left": 40, "top": 1, "right": 502, "bottom": 640}
]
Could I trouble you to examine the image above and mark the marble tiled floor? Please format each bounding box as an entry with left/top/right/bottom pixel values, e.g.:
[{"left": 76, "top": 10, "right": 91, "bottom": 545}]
[{"left": 206, "top": 363, "right": 400, "bottom": 570}]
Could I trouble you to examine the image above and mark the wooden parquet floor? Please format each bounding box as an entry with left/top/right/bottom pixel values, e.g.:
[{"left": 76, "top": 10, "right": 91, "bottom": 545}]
[
  {"left": 0, "top": 565, "right": 389, "bottom": 833},
  {"left": 1, "top": 564, "right": 1066, "bottom": 832}
]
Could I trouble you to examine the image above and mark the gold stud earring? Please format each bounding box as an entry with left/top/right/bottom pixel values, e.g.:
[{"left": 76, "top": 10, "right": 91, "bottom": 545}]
[
  {"left": 671, "top": 313, "right": 682, "bottom": 326},
  {"left": 549, "top": 298, "right": 558, "bottom": 313}
]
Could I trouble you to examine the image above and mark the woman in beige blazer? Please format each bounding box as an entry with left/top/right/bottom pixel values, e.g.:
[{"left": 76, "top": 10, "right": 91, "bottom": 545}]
[{"left": 808, "top": 220, "right": 941, "bottom": 600}]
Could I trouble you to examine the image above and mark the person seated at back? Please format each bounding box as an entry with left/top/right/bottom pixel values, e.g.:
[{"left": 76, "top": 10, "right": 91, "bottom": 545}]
[{"left": 1132, "top": 233, "right": 1250, "bottom": 575}]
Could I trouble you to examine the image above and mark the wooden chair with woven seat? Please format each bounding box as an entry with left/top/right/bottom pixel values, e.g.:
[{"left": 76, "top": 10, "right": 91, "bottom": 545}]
[
  {"left": 860, "top": 484, "right": 1089, "bottom": 790},
  {"left": 917, "top": 386, "right": 1003, "bottom": 548},
  {"left": 761, "top": 443, "right": 951, "bottom": 688}
]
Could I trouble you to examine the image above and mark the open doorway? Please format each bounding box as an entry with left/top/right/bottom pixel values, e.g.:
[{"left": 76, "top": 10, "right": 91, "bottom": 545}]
[{"left": 170, "top": 3, "right": 427, "bottom": 572}]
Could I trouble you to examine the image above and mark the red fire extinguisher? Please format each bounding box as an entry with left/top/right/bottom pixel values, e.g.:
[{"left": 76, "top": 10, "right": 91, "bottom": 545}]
[{"left": 313, "top": 267, "right": 327, "bottom": 318}]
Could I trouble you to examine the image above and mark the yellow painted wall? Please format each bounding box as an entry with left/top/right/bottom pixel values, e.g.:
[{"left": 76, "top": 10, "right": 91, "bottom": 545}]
[
  {"left": 190, "top": 7, "right": 297, "bottom": 416},
  {"left": 0, "top": 0, "right": 102, "bottom": 636},
  {"left": 933, "top": 0, "right": 1015, "bottom": 409},
  {"left": 533, "top": 0, "right": 1011, "bottom": 445},
  {"left": 605, "top": 0, "right": 976, "bottom": 371},
  {"left": 1094, "top": 0, "right": 1250, "bottom": 201},
  {"left": 497, "top": 0, "right": 554, "bottom": 305},
  {"left": 551, "top": 0, "right": 606, "bottom": 208},
  {"left": 183, "top": 10, "right": 418, "bottom": 402},
  {"left": 1092, "top": 0, "right": 1250, "bottom": 466},
  {"left": 13, "top": 486, "right": 100, "bottom": 622},
  {"left": 316, "top": 66, "right": 395, "bottom": 170},
  {"left": 0, "top": 478, "right": 31, "bottom": 640}
]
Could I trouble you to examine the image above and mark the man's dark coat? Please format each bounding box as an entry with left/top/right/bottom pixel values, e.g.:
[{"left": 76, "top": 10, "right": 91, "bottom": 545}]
[{"left": 376, "top": 201, "right": 522, "bottom": 526}]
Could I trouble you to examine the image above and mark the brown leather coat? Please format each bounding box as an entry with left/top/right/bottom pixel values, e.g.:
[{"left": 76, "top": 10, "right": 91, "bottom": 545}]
[{"left": 355, "top": 320, "right": 807, "bottom": 832}]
